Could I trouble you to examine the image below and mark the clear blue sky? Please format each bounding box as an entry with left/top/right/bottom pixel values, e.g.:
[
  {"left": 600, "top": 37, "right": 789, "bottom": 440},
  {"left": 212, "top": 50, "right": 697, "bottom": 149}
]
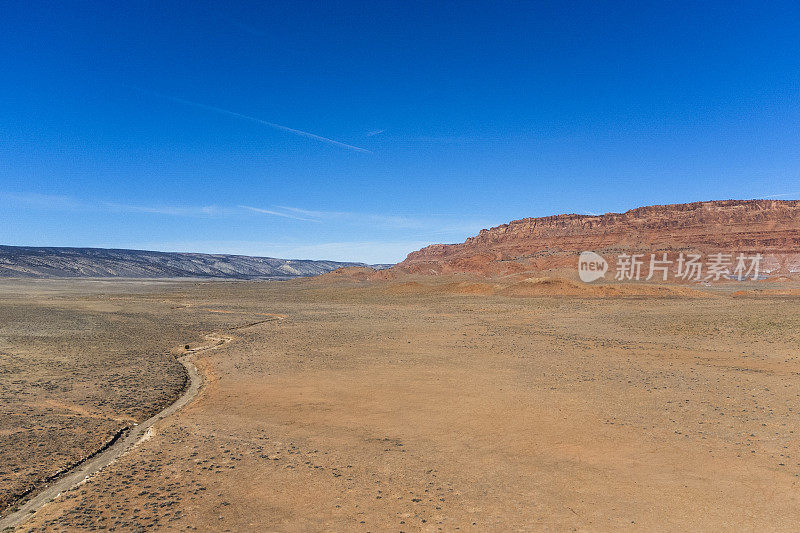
[{"left": 2, "top": 1, "right": 799, "bottom": 263}]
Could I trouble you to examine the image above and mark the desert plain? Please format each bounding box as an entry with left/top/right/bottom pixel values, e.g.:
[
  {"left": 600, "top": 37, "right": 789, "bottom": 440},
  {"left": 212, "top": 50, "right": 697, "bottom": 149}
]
[{"left": 2, "top": 275, "right": 800, "bottom": 531}]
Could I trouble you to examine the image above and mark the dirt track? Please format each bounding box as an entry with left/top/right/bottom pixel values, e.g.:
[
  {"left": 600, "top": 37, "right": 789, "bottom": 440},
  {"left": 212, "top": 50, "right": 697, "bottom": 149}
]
[{"left": 0, "top": 331, "right": 227, "bottom": 531}]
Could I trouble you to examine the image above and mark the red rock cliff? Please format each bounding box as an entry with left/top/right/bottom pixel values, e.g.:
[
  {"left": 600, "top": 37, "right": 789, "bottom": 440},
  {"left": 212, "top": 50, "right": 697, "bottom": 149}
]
[{"left": 395, "top": 200, "right": 800, "bottom": 276}]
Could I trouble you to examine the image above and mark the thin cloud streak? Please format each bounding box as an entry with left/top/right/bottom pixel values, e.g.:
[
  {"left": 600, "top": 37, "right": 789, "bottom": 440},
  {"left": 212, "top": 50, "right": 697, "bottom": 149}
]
[
  {"left": 1, "top": 194, "right": 488, "bottom": 235},
  {"left": 101, "top": 202, "right": 227, "bottom": 216},
  {"left": 238, "top": 205, "right": 320, "bottom": 222},
  {"left": 1, "top": 192, "right": 228, "bottom": 217},
  {"left": 275, "top": 206, "right": 427, "bottom": 229},
  {"left": 763, "top": 192, "right": 800, "bottom": 199},
  {"left": 0, "top": 192, "right": 84, "bottom": 209},
  {"left": 243, "top": 205, "right": 493, "bottom": 240},
  {"left": 129, "top": 86, "right": 371, "bottom": 153}
]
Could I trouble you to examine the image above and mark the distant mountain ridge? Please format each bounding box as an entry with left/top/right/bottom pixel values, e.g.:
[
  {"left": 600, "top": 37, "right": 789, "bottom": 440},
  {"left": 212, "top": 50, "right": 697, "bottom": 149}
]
[{"left": 0, "top": 246, "right": 390, "bottom": 279}]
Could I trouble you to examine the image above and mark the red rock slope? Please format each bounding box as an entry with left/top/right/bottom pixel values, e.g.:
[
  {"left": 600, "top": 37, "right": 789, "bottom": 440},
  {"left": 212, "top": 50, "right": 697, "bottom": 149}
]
[{"left": 395, "top": 200, "right": 800, "bottom": 277}]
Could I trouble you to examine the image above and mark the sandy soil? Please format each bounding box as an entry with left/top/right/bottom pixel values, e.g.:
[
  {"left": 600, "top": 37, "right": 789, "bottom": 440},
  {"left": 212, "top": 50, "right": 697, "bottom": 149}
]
[
  {"left": 4, "top": 277, "right": 800, "bottom": 531},
  {"left": 0, "top": 279, "right": 244, "bottom": 514}
]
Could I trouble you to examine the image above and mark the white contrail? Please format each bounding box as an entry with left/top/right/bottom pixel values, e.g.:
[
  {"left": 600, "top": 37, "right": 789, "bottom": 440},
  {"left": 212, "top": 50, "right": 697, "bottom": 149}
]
[
  {"left": 130, "top": 86, "right": 371, "bottom": 153},
  {"left": 239, "top": 205, "right": 320, "bottom": 222}
]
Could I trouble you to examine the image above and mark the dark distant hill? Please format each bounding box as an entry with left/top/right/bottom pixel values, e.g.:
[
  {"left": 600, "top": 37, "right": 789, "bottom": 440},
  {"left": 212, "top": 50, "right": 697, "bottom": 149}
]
[{"left": 0, "top": 246, "right": 391, "bottom": 279}]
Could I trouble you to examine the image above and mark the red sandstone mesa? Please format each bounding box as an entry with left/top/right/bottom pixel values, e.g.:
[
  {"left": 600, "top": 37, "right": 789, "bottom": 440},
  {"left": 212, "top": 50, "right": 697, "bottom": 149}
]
[{"left": 395, "top": 200, "right": 800, "bottom": 277}]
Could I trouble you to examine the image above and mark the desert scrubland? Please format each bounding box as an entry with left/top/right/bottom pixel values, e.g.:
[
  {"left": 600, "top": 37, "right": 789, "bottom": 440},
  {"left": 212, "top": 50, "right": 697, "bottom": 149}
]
[
  {"left": 2, "top": 276, "right": 800, "bottom": 531},
  {"left": 0, "top": 279, "right": 250, "bottom": 515}
]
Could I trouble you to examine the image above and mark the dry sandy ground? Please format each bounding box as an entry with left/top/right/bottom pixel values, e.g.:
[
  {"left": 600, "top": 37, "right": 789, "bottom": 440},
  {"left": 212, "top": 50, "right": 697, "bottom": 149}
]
[
  {"left": 3, "top": 277, "right": 800, "bottom": 531},
  {"left": 0, "top": 279, "right": 245, "bottom": 514}
]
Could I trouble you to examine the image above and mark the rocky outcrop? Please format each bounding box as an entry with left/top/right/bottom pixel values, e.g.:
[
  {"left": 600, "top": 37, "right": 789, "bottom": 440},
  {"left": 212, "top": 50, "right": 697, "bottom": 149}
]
[
  {"left": 0, "top": 246, "right": 389, "bottom": 279},
  {"left": 396, "top": 200, "right": 800, "bottom": 277}
]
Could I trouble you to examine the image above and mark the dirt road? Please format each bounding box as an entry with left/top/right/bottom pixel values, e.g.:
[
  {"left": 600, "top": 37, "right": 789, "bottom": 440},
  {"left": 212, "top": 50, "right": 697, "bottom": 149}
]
[{"left": 0, "top": 332, "right": 232, "bottom": 531}]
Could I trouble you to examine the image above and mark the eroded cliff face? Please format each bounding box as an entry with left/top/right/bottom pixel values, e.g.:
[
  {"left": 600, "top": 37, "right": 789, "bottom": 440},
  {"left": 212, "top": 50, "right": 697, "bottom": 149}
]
[{"left": 396, "top": 200, "right": 800, "bottom": 277}]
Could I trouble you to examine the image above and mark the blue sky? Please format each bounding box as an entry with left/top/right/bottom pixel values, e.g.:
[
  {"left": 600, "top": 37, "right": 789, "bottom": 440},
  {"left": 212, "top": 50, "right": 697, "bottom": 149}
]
[{"left": 2, "top": 1, "right": 799, "bottom": 263}]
